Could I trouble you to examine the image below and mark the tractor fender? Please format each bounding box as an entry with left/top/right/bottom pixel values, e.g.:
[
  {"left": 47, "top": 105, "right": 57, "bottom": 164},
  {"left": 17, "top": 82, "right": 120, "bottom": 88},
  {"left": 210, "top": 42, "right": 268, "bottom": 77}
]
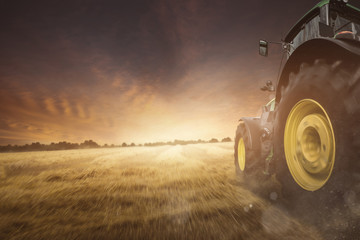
[
  {"left": 276, "top": 38, "right": 360, "bottom": 103},
  {"left": 239, "top": 117, "right": 261, "bottom": 151}
]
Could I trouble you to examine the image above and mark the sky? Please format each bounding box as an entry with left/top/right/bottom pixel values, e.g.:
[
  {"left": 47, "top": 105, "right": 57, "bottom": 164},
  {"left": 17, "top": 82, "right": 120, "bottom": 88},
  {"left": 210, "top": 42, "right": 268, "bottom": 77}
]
[{"left": 0, "top": 0, "right": 351, "bottom": 145}]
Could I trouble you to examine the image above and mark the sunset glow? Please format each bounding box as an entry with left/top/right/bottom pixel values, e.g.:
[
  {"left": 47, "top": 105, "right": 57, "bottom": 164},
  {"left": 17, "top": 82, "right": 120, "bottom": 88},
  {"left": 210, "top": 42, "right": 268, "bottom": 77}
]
[{"left": 0, "top": 0, "right": 318, "bottom": 145}]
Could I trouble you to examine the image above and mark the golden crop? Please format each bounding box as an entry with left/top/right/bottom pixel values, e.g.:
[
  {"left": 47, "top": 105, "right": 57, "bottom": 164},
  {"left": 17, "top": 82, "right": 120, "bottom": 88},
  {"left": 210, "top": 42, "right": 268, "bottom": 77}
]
[{"left": 0, "top": 143, "right": 321, "bottom": 240}]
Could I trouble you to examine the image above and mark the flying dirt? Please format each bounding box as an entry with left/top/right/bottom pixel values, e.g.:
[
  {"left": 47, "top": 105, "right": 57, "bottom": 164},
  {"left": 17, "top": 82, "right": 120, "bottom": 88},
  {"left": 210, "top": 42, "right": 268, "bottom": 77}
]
[{"left": 1, "top": 143, "right": 356, "bottom": 240}]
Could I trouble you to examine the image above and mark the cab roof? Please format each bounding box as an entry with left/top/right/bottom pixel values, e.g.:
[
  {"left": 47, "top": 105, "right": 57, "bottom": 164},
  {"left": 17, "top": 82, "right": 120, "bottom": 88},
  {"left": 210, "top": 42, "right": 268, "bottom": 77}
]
[{"left": 284, "top": 0, "right": 360, "bottom": 43}]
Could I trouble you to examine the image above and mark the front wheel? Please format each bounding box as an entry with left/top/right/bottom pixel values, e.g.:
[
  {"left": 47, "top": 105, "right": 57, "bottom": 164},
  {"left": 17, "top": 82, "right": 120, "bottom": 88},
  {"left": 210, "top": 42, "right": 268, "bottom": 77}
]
[{"left": 234, "top": 122, "right": 260, "bottom": 177}]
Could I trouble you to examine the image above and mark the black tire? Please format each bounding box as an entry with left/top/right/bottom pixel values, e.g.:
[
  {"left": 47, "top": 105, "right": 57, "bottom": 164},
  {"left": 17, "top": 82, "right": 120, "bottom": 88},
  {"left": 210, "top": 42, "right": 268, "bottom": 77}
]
[
  {"left": 234, "top": 122, "right": 260, "bottom": 177},
  {"left": 274, "top": 59, "right": 360, "bottom": 206}
]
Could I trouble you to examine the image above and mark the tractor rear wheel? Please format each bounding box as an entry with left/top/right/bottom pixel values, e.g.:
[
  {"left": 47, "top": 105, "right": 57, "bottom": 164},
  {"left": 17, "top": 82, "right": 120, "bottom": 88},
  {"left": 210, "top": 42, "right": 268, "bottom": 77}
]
[{"left": 274, "top": 59, "right": 359, "bottom": 203}]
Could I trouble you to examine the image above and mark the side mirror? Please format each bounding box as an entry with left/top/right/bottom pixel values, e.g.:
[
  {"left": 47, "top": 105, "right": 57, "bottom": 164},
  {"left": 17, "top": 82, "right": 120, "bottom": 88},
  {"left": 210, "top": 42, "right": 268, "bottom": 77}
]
[
  {"left": 262, "top": 105, "right": 267, "bottom": 113},
  {"left": 259, "top": 40, "right": 268, "bottom": 57},
  {"left": 319, "top": 22, "right": 334, "bottom": 37},
  {"left": 261, "top": 80, "right": 275, "bottom": 92}
]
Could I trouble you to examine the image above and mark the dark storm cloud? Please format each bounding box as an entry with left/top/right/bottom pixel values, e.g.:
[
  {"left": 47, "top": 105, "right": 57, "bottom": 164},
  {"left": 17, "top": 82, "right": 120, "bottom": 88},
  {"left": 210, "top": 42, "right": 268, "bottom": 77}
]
[{"left": 0, "top": 0, "right": 318, "bottom": 88}]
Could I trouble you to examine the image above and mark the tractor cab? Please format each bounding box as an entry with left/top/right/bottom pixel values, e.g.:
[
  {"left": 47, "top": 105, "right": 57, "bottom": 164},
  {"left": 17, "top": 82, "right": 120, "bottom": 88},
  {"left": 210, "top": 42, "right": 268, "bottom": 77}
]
[
  {"left": 285, "top": 0, "right": 360, "bottom": 56},
  {"left": 259, "top": 0, "right": 360, "bottom": 58}
]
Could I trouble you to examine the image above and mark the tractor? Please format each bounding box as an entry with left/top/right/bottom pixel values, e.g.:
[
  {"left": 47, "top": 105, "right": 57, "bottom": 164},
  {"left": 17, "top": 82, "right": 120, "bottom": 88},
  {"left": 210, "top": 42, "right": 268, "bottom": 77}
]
[{"left": 234, "top": 0, "right": 360, "bottom": 200}]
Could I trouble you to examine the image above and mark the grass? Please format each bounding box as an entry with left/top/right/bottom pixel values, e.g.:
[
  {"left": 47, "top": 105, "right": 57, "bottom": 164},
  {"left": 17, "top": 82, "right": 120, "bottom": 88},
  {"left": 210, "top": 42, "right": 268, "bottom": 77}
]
[{"left": 0, "top": 143, "right": 322, "bottom": 240}]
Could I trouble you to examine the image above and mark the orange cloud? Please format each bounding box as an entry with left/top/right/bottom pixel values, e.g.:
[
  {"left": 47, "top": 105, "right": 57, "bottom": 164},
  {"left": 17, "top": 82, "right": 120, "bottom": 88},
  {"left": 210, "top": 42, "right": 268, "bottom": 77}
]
[{"left": 0, "top": 57, "right": 274, "bottom": 146}]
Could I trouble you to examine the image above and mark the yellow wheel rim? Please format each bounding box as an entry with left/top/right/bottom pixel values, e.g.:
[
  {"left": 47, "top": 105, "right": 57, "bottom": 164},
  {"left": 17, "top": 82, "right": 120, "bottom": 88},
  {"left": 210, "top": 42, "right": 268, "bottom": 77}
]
[
  {"left": 284, "top": 99, "right": 335, "bottom": 191},
  {"left": 238, "top": 138, "right": 246, "bottom": 171}
]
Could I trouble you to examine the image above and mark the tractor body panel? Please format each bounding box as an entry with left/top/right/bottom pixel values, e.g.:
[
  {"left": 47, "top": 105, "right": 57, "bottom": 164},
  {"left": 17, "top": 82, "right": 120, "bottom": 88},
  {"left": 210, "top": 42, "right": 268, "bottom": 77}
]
[{"left": 240, "top": 99, "right": 276, "bottom": 153}]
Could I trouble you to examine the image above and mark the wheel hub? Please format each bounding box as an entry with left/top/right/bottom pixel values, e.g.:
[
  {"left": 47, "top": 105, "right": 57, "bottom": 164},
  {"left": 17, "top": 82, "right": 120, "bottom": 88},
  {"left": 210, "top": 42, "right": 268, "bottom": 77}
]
[{"left": 297, "top": 114, "right": 333, "bottom": 174}]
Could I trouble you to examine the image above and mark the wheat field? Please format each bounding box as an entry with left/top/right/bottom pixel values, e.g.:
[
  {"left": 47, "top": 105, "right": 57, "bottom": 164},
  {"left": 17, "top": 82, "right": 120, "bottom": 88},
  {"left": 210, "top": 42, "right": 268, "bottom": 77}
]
[{"left": 0, "top": 143, "right": 327, "bottom": 239}]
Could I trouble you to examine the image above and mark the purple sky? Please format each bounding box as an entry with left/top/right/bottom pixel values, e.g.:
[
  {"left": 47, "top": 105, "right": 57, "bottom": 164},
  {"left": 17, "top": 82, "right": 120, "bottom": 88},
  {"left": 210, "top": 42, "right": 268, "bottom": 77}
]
[{"left": 1, "top": 0, "right": 347, "bottom": 145}]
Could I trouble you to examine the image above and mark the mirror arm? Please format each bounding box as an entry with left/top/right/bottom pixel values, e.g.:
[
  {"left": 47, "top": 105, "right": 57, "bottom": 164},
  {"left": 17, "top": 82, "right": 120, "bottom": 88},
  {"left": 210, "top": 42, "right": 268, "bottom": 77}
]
[{"left": 268, "top": 41, "right": 282, "bottom": 45}]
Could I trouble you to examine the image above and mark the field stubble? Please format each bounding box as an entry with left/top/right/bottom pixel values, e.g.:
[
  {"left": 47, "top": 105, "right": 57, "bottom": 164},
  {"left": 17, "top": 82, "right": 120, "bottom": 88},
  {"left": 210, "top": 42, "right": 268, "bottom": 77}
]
[{"left": 0, "top": 143, "right": 323, "bottom": 239}]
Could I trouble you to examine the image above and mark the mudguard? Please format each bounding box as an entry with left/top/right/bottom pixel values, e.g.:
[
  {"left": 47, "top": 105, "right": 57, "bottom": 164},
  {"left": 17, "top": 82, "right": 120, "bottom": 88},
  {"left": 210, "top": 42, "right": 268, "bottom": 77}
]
[
  {"left": 276, "top": 38, "right": 360, "bottom": 102},
  {"left": 239, "top": 117, "right": 261, "bottom": 151}
]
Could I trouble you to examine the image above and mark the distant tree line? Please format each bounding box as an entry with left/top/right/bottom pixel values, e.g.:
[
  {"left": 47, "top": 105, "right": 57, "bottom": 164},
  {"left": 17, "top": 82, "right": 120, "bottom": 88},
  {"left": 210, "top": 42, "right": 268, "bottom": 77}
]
[
  {"left": 142, "top": 137, "right": 231, "bottom": 147},
  {"left": 0, "top": 137, "right": 232, "bottom": 153},
  {"left": 0, "top": 140, "right": 103, "bottom": 153}
]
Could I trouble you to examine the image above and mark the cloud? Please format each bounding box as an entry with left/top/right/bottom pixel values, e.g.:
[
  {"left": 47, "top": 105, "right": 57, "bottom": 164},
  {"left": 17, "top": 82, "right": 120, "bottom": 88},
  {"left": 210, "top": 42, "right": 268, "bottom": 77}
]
[{"left": 0, "top": 0, "right": 319, "bottom": 145}]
